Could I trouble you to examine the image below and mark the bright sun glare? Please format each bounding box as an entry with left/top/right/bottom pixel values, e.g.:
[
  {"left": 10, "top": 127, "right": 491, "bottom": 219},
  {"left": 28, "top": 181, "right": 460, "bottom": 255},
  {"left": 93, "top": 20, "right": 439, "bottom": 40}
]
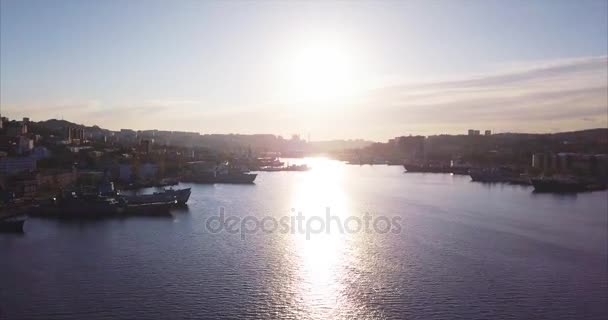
[{"left": 282, "top": 40, "right": 362, "bottom": 105}]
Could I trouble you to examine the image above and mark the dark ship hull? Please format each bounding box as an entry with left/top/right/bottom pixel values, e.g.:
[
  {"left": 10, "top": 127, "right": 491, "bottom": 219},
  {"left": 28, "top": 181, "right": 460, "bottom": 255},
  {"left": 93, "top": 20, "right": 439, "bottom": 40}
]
[
  {"left": 185, "top": 173, "right": 257, "bottom": 184},
  {"left": 403, "top": 164, "right": 451, "bottom": 173},
  {"left": 531, "top": 178, "right": 588, "bottom": 193},
  {"left": 0, "top": 218, "right": 25, "bottom": 233},
  {"left": 29, "top": 197, "right": 124, "bottom": 217},
  {"left": 122, "top": 188, "right": 191, "bottom": 205},
  {"left": 124, "top": 201, "right": 175, "bottom": 216}
]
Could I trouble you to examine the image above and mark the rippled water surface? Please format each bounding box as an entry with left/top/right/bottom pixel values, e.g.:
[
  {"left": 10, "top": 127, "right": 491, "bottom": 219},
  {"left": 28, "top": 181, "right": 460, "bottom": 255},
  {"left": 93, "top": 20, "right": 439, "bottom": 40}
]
[{"left": 1, "top": 158, "right": 607, "bottom": 319}]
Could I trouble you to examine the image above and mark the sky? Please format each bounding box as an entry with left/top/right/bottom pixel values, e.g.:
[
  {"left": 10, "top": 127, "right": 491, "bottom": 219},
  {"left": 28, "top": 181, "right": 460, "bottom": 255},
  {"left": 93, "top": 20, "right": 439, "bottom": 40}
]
[{"left": 1, "top": 0, "right": 607, "bottom": 141}]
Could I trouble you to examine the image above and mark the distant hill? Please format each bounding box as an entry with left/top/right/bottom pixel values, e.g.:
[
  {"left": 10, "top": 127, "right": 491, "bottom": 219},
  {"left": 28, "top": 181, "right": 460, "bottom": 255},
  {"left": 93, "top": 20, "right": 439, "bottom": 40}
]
[
  {"left": 23, "top": 117, "right": 607, "bottom": 153},
  {"left": 30, "top": 119, "right": 111, "bottom": 137},
  {"left": 35, "top": 119, "right": 82, "bottom": 130},
  {"left": 309, "top": 139, "right": 375, "bottom": 152}
]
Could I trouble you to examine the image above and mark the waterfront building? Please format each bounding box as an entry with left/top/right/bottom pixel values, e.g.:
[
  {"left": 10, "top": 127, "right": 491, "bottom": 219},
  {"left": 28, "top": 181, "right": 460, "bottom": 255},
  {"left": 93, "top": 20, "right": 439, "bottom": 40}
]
[
  {"left": 37, "top": 169, "right": 77, "bottom": 191},
  {"left": 140, "top": 139, "right": 153, "bottom": 154},
  {"left": 118, "top": 162, "right": 159, "bottom": 182},
  {"left": 0, "top": 157, "right": 37, "bottom": 175},
  {"left": 17, "top": 136, "right": 34, "bottom": 155}
]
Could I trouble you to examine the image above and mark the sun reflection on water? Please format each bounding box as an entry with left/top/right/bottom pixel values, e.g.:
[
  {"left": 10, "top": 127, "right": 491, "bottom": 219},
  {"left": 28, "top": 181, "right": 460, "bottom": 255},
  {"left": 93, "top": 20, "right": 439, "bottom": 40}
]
[{"left": 287, "top": 157, "right": 361, "bottom": 319}]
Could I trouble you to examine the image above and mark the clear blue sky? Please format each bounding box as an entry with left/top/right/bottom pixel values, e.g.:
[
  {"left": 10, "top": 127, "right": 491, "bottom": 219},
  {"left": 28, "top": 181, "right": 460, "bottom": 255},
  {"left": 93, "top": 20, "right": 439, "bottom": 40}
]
[{"left": 1, "top": 0, "right": 607, "bottom": 140}]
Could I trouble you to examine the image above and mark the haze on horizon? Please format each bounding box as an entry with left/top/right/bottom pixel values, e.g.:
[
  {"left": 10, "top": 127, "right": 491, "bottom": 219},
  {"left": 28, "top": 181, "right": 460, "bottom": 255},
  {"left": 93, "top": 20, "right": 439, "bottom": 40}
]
[{"left": 1, "top": 0, "right": 607, "bottom": 141}]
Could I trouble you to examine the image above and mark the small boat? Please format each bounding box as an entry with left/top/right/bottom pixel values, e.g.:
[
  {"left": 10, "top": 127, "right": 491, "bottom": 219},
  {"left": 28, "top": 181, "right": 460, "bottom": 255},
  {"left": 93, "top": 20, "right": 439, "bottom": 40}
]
[{"left": 0, "top": 216, "right": 26, "bottom": 233}]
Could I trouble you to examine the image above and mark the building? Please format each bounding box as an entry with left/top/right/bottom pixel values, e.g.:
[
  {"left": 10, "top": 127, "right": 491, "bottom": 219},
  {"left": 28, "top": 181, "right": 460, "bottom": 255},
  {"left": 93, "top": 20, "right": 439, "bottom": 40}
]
[
  {"left": 30, "top": 146, "right": 51, "bottom": 160},
  {"left": 5, "top": 121, "right": 27, "bottom": 136},
  {"left": 392, "top": 135, "right": 425, "bottom": 160},
  {"left": 37, "top": 170, "right": 77, "bottom": 191},
  {"left": 139, "top": 163, "right": 159, "bottom": 179},
  {"left": 140, "top": 139, "right": 153, "bottom": 154},
  {"left": 468, "top": 129, "right": 480, "bottom": 136},
  {"left": 7, "top": 172, "right": 38, "bottom": 199},
  {"left": 66, "top": 127, "right": 85, "bottom": 144},
  {"left": 532, "top": 152, "right": 608, "bottom": 175},
  {"left": 484, "top": 130, "right": 491, "bottom": 136},
  {"left": 68, "top": 146, "right": 93, "bottom": 153},
  {"left": 0, "top": 157, "right": 37, "bottom": 175},
  {"left": 17, "top": 136, "right": 34, "bottom": 155},
  {"left": 532, "top": 153, "right": 545, "bottom": 169},
  {"left": 0, "top": 117, "right": 7, "bottom": 128},
  {"left": 118, "top": 162, "right": 159, "bottom": 182}
]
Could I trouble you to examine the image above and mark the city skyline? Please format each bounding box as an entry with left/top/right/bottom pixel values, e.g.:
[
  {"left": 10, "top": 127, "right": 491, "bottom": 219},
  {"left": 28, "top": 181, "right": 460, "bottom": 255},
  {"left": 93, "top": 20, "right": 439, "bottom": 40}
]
[{"left": 1, "top": 0, "right": 607, "bottom": 140}]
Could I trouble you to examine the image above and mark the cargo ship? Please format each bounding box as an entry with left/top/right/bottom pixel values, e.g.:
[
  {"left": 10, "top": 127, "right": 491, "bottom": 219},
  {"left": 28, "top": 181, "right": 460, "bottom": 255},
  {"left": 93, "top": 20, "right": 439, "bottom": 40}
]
[
  {"left": 530, "top": 176, "right": 589, "bottom": 193},
  {"left": 30, "top": 193, "right": 124, "bottom": 217},
  {"left": 258, "top": 164, "right": 310, "bottom": 172},
  {"left": 184, "top": 171, "right": 257, "bottom": 184},
  {"left": 403, "top": 164, "right": 451, "bottom": 173},
  {"left": 124, "top": 201, "right": 176, "bottom": 215},
  {"left": 469, "top": 167, "right": 517, "bottom": 183},
  {"left": 403, "top": 164, "right": 470, "bottom": 175},
  {"left": 121, "top": 188, "right": 191, "bottom": 205}
]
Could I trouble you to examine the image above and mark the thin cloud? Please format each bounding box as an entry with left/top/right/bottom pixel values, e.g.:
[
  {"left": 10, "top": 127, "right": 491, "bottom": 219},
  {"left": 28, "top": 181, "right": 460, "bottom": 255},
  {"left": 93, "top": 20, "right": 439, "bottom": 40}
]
[{"left": 360, "top": 56, "right": 608, "bottom": 134}]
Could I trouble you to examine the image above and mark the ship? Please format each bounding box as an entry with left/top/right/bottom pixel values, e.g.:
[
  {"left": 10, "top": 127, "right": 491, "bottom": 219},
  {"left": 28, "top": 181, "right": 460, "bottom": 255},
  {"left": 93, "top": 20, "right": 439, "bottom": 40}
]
[
  {"left": 184, "top": 171, "right": 257, "bottom": 184},
  {"left": 403, "top": 164, "right": 451, "bottom": 173},
  {"left": 507, "top": 174, "right": 533, "bottom": 186},
  {"left": 182, "top": 161, "right": 258, "bottom": 184},
  {"left": 124, "top": 200, "right": 176, "bottom": 216},
  {"left": 450, "top": 166, "right": 471, "bottom": 175},
  {"left": 121, "top": 188, "right": 191, "bottom": 205},
  {"left": 163, "top": 188, "right": 191, "bottom": 204},
  {"left": 469, "top": 167, "right": 516, "bottom": 183},
  {"left": 258, "top": 164, "right": 310, "bottom": 172},
  {"left": 0, "top": 216, "right": 26, "bottom": 233},
  {"left": 530, "top": 176, "right": 588, "bottom": 193},
  {"left": 30, "top": 192, "right": 124, "bottom": 217}
]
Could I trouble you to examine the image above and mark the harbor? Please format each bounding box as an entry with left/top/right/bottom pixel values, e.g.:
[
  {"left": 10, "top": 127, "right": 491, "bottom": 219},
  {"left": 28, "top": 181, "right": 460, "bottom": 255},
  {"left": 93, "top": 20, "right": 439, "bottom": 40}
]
[
  {"left": 2, "top": 161, "right": 606, "bottom": 319},
  {"left": 1, "top": 1, "right": 607, "bottom": 318}
]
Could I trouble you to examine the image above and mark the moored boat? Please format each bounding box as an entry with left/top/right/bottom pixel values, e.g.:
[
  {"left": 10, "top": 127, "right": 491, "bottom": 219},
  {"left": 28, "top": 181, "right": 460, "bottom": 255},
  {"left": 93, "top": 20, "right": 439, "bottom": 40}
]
[
  {"left": 403, "top": 164, "right": 451, "bottom": 173},
  {"left": 30, "top": 193, "right": 124, "bottom": 217},
  {"left": 450, "top": 166, "right": 471, "bottom": 175},
  {"left": 184, "top": 172, "right": 257, "bottom": 184},
  {"left": 124, "top": 201, "right": 176, "bottom": 215},
  {"left": 469, "top": 167, "right": 516, "bottom": 183},
  {"left": 508, "top": 174, "right": 533, "bottom": 186},
  {"left": 121, "top": 188, "right": 191, "bottom": 205},
  {"left": 258, "top": 164, "right": 310, "bottom": 172},
  {"left": 0, "top": 216, "right": 26, "bottom": 233},
  {"left": 162, "top": 188, "right": 191, "bottom": 205},
  {"left": 531, "top": 176, "right": 588, "bottom": 193}
]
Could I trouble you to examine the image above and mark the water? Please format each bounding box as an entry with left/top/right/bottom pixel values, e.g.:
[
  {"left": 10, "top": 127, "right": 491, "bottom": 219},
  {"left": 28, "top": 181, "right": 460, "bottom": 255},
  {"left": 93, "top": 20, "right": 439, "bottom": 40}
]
[{"left": 1, "top": 158, "right": 607, "bottom": 319}]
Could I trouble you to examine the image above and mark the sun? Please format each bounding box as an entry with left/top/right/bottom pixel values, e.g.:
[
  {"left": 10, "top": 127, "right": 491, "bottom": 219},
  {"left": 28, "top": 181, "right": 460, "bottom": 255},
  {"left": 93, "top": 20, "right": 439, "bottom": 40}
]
[{"left": 281, "top": 40, "right": 361, "bottom": 105}]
